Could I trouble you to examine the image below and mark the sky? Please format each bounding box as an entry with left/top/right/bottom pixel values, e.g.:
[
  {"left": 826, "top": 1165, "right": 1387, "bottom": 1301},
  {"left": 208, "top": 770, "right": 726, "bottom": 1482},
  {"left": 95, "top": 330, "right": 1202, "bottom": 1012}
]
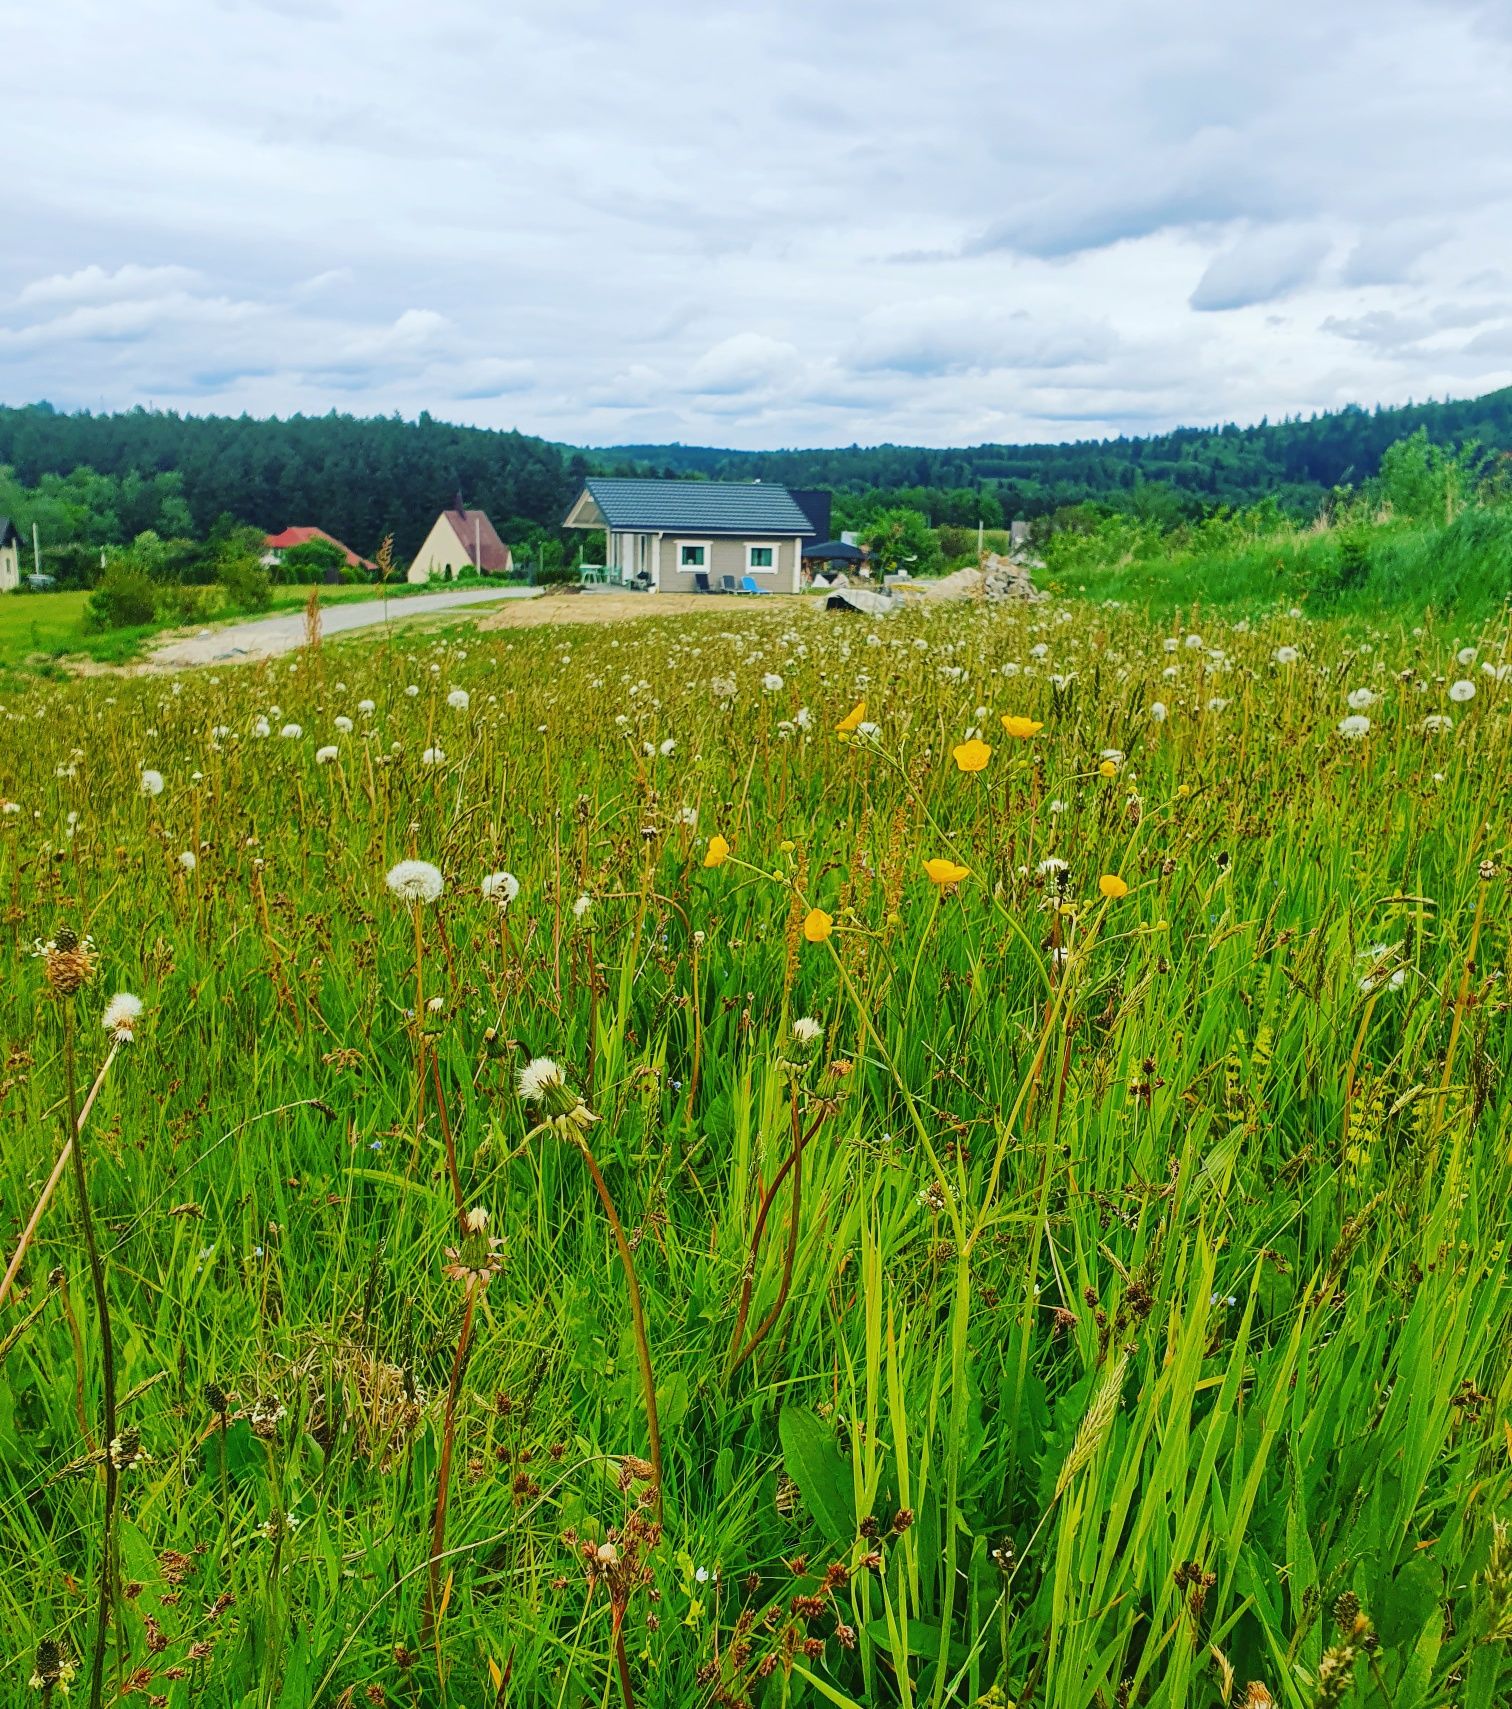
[{"left": 5, "top": 0, "right": 1512, "bottom": 450}]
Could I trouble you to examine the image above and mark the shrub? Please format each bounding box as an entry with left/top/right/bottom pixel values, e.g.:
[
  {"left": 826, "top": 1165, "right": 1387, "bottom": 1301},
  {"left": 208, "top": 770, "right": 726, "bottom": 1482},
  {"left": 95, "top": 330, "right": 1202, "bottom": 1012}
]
[
  {"left": 220, "top": 555, "right": 273, "bottom": 612},
  {"left": 534, "top": 564, "right": 579, "bottom": 589},
  {"left": 1330, "top": 528, "right": 1373, "bottom": 593},
  {"left": 156, "top": 583, "right": 220, "bottom": 625},
  {"left": 86, "top": 562, "right": 158, "bottom": 629}
]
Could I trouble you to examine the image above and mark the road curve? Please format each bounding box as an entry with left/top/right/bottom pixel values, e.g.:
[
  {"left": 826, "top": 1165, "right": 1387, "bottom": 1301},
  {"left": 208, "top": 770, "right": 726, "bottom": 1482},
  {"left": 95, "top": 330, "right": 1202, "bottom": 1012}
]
[{"left": 148, "top": 586, "right": 542, "bottom": 667}]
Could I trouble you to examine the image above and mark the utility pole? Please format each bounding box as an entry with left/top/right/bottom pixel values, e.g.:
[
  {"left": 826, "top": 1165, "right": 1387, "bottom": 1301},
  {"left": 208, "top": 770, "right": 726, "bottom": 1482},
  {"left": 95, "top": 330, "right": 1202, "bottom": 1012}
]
[{"left": 32, "top": 521, "right": 41, "bottom": 578}]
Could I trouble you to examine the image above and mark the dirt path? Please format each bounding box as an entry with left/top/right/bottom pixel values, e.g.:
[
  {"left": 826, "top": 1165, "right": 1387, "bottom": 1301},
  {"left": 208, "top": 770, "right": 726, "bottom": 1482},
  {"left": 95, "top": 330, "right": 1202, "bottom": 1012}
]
[{"left": 147, "top": 586, "right": 542, "bottom": 667}]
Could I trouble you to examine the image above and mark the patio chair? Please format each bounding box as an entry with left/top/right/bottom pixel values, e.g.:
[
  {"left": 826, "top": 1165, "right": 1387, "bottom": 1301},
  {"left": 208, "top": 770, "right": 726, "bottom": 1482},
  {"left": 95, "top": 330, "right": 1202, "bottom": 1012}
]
[
  {"left": 740, "top": 576, "right": 772, "bottom": 595},
  {"left": 721, "top": 575, "right": 738, "bottom": 593},
  {"left": 694, "top": 571, "right": 711, "bottom": 593}
]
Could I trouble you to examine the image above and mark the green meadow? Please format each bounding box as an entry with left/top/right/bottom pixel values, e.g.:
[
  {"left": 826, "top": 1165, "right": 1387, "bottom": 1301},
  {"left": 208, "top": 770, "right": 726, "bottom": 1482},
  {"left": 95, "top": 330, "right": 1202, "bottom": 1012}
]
[{"left": 1, "top": 592, "right": 1510, "bottom": 1708}]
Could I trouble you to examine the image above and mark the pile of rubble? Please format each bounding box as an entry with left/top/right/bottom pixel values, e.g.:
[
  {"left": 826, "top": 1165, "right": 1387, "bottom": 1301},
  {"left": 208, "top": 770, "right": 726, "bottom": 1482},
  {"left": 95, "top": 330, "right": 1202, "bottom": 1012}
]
[
  {"left": 918, "top": 552, "right": 1045, "bottom": 603},
  {"left": 819, "top": 550, "right": 1044, "bottom": 616}
]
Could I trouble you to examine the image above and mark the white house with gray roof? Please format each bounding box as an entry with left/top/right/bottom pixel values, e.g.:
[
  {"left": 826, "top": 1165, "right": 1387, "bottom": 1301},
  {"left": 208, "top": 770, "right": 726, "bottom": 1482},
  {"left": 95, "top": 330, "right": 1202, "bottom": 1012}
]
[{"left": 564, "top": 477, "right": 812, "bottom": 594}]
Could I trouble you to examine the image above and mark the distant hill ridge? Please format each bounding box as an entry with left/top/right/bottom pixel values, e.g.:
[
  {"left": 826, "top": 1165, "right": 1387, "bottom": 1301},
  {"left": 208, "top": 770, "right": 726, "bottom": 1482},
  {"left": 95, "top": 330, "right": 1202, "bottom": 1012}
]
[{"left": 0, "top": 387, "right": 1508, "bottom": 555}]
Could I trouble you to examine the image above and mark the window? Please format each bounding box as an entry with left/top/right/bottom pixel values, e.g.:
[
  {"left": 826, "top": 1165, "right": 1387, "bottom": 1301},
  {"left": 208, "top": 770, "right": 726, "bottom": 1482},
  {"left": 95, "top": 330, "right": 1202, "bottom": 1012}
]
[
  {"left": 748, "top": 545, "right": 774, "bottom": 569},
  {"left": 679, "top": 543, "right": 707, "bottom": 568}
]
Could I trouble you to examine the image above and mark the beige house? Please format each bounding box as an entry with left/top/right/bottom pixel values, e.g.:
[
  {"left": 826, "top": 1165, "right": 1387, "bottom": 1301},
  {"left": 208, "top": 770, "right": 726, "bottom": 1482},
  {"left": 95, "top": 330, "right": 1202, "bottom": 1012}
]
[
  {"left": 0, "top": 519, "right": 22, "bottom": 593},
  {"left": 406, "top": 508, "right": 513, "bottom": 583},
  {"left": 564, "top": 477, "right": 813, "bottom": 594}
]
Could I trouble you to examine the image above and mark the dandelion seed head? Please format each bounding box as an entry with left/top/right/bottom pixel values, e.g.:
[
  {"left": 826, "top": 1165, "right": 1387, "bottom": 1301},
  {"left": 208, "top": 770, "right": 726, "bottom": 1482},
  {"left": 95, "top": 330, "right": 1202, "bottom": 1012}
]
[
  {"left": 385, "top": 859, "right": 444, "bottom": 904},
  {"left": 481, "top": 870, "right": 520, "bottom": 907},
  {"left": 101, "top": 991, "right": 144, "bottom": 1043}
]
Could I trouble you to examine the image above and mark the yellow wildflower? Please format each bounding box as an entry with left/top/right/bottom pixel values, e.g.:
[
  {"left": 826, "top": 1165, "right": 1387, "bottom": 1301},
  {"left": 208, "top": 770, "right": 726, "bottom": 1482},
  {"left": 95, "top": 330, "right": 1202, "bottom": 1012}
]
[
  {"left": 952, "top": 738, "right": 992, "bottom": 773},
  {"left": 924, "top": 857, "right": 970, "bottom": 886},
  {"left": 1098, "top": 874, "right": 1129, "bottom": 900},
  {"left": 836, "top": 699, "right": 866, "bottom": 735},
  {"left": 1000, "top": 715, "right": 1043, "bottom": 739},
  {"left": 703, "top": 834, "right": 729, "bottom": 868},
  {"left": 803, "top": 908, "right": 833, "bottom": 942}
]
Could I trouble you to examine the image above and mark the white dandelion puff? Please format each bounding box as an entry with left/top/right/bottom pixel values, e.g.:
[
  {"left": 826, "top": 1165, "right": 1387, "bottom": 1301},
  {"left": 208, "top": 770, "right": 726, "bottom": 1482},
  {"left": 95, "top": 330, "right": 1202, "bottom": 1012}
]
[
  {"left": 481, "top": 870, "right": 520, "bottom": 907},
  {"left": 140, "top": 769, "right": 165, "bottom": 797},
  {"left": 386, "top": 860, "right": 444, "bottom": 904},
  {"left": 101, "top": 991, "right": 144, "bottom": 1044},
  {"left": 517, "top": 1056, "right": 565, "bottom": 1104}
]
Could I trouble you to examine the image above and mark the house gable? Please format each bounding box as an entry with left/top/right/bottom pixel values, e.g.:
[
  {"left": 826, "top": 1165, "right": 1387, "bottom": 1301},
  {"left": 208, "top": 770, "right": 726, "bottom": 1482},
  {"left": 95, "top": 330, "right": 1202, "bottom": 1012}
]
[{"left": 407, "top": 509, "right": 513, "bottom": 582}]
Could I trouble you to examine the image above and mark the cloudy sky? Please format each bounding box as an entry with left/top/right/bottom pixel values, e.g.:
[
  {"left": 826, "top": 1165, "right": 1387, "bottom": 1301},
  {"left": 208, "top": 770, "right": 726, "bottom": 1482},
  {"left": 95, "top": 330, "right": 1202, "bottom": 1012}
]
[{"left": 6, "top": 0, "right": 1512, "bottom": 449}]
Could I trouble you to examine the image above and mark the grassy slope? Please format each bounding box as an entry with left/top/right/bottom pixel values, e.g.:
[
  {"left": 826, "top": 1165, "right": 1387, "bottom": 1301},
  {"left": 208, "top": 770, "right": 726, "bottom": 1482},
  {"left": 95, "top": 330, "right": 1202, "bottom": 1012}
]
[{"left": 1053, "top": 503, "right": 1512, "bottom": 619}]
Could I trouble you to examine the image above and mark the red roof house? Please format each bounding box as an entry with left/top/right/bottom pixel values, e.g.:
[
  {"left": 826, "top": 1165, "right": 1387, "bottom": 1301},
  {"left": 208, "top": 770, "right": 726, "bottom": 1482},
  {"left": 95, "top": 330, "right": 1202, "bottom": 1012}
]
[{"left": 263, "top": 527, "right": 375, "bottom": 571}]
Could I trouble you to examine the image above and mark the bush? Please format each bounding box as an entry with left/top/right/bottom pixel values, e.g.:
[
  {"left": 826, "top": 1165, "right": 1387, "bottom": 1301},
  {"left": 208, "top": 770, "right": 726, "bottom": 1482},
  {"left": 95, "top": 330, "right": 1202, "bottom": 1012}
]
[
  {"left": 156, "top": 583, "right": 221, "bottom": 625},
  {"left": 275, "top": 537, "right": 351, "bottom": 583},
  {"left": 87, "top": 562, "right": 159, "bottom": 629},
  {"left": 534, "top": 564, "right": 579, "bottom": 589},
  {"left": 1328, "top": 528, "right": 1373, "bottom": 594},
  {"left": 220, "top": 555, "right": 272, "bottom": 612}
]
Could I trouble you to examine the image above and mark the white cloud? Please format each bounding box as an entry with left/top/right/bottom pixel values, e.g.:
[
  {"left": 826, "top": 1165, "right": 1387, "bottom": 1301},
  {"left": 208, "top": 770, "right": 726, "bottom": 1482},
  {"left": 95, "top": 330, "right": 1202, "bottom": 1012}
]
[
  {"left": 686, "top": 333, "right": 799, "bottom": 396},
  {"left": 1190, "top": 230, "right": 1332, "bottom": 312},
  {"left": 18, "top": 263, "right": 204, "bottom": 306}
]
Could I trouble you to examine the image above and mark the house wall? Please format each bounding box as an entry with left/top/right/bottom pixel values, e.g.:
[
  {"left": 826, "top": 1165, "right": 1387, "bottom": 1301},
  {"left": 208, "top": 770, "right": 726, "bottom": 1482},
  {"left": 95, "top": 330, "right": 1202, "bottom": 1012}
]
[
  {"left": 407, "top": 515, "right": 470, "bottom": 583},
  {"left": 654, "top": 535, "right": 800, "bottom": 593},
  {"left": 0, "top": 543, "right": 18, "bottom": 593}
]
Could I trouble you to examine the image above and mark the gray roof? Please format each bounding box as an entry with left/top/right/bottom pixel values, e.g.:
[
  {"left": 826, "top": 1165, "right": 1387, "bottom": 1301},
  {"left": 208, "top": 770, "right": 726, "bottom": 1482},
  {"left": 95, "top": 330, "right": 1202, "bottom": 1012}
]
[{"left": 576, "top": 477, "right": 812, "bottom": 535}]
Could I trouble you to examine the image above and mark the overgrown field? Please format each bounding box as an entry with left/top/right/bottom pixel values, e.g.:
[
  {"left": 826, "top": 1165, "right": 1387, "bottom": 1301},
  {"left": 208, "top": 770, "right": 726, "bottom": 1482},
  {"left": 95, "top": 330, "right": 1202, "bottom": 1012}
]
[{"left": 2, "top": 598, "right": 1510, "bottom": 1709}]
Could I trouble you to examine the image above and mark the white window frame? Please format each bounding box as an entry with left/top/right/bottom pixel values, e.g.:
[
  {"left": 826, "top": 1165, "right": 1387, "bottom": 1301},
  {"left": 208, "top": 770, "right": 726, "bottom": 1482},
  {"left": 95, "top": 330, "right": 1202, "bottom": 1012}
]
[
  {"left": 676, "top": 539, "right": 713, "bottom": 572},
  {"left": 745, "top": 540, "right": 781, "bottom": 575}
]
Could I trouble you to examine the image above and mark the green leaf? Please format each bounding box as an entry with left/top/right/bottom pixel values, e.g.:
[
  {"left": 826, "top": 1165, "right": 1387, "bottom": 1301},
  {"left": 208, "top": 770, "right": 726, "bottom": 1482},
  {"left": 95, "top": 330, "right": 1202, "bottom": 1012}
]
[
  {"left": 863, "top": 1617, "right": 968, "bottom": 1668},
  {"left": 656, "top": 1369, "right": 690, "bottom": 1436},
  {"left": 779, "top": 1406, "right": 856, "bottom": 1548},
  {"left": 1376, "top": 1554, "right": 1442, "bottom": 1652}
]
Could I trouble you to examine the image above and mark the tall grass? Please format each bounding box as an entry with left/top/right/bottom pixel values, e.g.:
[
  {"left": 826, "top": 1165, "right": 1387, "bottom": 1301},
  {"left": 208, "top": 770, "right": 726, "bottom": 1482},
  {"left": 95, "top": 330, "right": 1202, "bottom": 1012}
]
[
  {"left": 0, "top": 596, "right": 1509, "bottom": 1706},
  {"left": 1052, "top": 498, "right": 1512, "bottom": 620}
]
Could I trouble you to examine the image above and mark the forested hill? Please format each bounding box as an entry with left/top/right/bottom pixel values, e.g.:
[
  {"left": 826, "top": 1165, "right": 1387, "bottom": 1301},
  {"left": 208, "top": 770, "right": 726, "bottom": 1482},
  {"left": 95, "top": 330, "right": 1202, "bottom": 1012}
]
[
  {"left": 1, "top": 386, "right": 1511, "bottom": 555},
  {"left": 600, "top": 387, "right": 1512, "bottom": 519},
  {"left": 0, "top": 404, "right": 584, "bottom": 559}
]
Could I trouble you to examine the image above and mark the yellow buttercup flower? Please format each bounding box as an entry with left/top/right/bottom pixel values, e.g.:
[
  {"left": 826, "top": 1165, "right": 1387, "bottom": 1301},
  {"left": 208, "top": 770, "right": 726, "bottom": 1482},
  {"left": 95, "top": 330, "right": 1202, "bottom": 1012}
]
[
  {"left": 836, "top": 699, "right": 866, "bottom": 735},
  {"left": 803, "top": 908, "right": 833, "bottom": 942},
  {"left": 1098, "top": 759, "right": 1118, "bottom": 779},
  {"left": 1000, "top": 715, "right": 1043, "bottom": 739},
  {"left": 924, "top": 857, "right": 970, "bottom": 886},
  {"left": 1099, "top": 874, "right": 1129, "bottom": 900},
  {"left": 703, "top": 834, "right": 730, "bottom": 868},
  {"left": 952, "top": 738, "right": 992, "bottom": 773}
]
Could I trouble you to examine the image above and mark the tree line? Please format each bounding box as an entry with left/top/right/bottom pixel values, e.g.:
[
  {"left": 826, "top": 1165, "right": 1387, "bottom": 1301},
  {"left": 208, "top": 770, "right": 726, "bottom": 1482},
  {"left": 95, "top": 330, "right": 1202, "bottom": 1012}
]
[{"left": 1, "top": 387, "right": 1510, "bottom": 573}]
